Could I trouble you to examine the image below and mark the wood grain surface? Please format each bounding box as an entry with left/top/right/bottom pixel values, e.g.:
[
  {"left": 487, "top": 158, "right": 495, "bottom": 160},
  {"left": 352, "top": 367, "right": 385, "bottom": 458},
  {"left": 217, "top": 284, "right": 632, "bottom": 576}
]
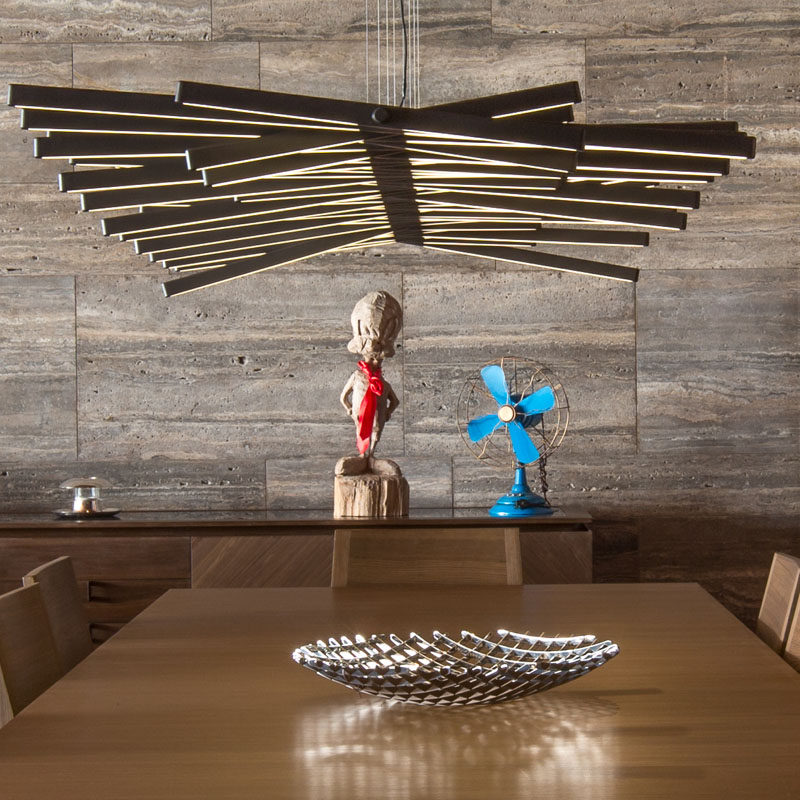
[{"left": 0, "top": 585, "right": 798, "bottom": 799}]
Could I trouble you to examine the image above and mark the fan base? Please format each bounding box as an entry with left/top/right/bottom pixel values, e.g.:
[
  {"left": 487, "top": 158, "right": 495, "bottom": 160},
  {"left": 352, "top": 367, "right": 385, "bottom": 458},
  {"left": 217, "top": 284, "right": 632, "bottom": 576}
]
[
  {"left": 488, "top": 466, "right": 554, "bottom": 518},
  {"left": 489, "top": 494, "right": 553, "bottom": 518}
]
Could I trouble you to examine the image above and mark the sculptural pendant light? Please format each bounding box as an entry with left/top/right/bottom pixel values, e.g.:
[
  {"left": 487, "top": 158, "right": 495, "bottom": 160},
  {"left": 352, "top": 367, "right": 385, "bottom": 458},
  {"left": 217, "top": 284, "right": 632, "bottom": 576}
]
[{"left": 6, "top": 0, "right": 756, "bottom": 296}]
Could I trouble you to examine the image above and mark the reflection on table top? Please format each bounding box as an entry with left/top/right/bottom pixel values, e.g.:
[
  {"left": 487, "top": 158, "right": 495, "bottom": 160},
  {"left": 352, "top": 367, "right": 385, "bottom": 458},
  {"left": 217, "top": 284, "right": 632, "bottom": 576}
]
[{"left": 0, "top": 584, "right": 798, "bottom": 799}]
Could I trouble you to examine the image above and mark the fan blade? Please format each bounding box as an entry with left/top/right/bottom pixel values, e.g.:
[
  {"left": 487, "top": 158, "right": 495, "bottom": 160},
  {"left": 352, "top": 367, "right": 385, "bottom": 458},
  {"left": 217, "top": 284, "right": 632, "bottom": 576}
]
[
  {"left": 467, "top": 413, "right": 502, "bottom": 442},
  {"left": 480, "top": 365, "right": 510, "bottom": 406},
  {"left": 508, "top": 420, "right": 541, "bottom": 464},
  {"left": 516, "top": 385, "right": 556, "bottom": 416}
]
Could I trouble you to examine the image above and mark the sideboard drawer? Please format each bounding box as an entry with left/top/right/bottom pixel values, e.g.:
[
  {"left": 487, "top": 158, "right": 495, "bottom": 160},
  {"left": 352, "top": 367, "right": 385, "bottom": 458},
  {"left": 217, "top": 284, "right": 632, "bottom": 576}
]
[{"left": 0, "top": 537, "right": 190, "bottom": 581}]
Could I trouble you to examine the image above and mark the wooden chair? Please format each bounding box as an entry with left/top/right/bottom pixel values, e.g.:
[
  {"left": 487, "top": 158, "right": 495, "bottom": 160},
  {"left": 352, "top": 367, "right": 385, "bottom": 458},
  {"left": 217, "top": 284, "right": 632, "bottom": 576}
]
[
  {"left": 331, "top": 527, "right": 522, "bottom": 587},
  {"left": 756, "top": 552, "right": 800, "bottom": 655},
  {"left": 784, "top": 600, "right": 800, "bottom": 672},
  {"left": 22, "top": 556, "right": 93, "bottom": 673},
  {"left": 0, "top": 584, "right": 62, "bottom": 722}
]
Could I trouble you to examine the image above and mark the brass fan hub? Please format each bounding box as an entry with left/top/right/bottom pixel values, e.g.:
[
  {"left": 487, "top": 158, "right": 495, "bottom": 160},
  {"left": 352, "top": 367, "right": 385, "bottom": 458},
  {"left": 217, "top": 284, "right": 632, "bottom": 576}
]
[{"left": 497, "top": 404, "right": 516, "bottom": 423}]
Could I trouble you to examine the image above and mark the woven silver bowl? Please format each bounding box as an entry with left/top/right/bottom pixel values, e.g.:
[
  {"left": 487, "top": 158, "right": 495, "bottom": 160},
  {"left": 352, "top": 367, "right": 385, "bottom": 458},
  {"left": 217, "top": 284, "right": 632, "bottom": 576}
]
[{"left": 292, "top": 629, "right": 619, "bottom": 706}]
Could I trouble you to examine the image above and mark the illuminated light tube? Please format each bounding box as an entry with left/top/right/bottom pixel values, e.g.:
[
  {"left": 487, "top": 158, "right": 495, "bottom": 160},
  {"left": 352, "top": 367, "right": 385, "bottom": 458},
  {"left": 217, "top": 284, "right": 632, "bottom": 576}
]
[
  {"left": 203, "top": 152, "right": 372, "bottom": 187},
  {"left": 124, "top": 202, "right": 387, "bottom": 241},
  {"left": 161, "top": 230, "right": 384, "bottom": 296},
  {"left": 492, "top": 102, "right": 575, "bottom": 120},
  {"left": 151, "top": 223, "right": 392, "bottom": 262},
  {"left": 419, "top": 185, "right": 696, "bottom": 211},
  {"left": 577, "top": 150, "right": 729, "bottom": 176},
  {"left": 419, "top": 190, "right": 688, "bottom": 229},
  {"left": 187, "top": 131, "right": 365, "bottom": 171},
  {"left": 101, "top": 196, "right": 371, "bottom": 237},
  {"left": 404, "top": 144, "right": 575, "bottom": 172},
  {"left": 59, "top": 163, "right": 203, "bottom": 194},
  {"left": 167, "top": 250, "right": 270, "bottom": 270},
  {"left": 33, "top": 133, "right": 219, "bottom": 160},
  {"left": 424, "top": 229, "right": 649, "bottom": 247},
  {"left": 425, "top": 81, "right": 582, "bottom": 119},
  {"left": 8, "top": 83, "right": 298, "bottom": 126},
  {"left": 136, "top": 214, "right": 392, "bottom": 255},
  {"left": 123, "top": 206, "right": 385, "bottom": 245},
  {"left": 427, "top": 243, "right": 639, "bottom": 282},
  {"left": 582, "top": 126, "right": 756, "bottom": 160},
  {"left": 20, "top": 109, "right": 264, "bottom": 139}
]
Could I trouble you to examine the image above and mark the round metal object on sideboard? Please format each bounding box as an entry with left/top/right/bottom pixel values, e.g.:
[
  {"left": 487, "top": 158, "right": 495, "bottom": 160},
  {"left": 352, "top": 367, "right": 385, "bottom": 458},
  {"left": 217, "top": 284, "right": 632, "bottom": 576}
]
[{"left": 55, "top": 477, "right": 119, "bottom": 519}]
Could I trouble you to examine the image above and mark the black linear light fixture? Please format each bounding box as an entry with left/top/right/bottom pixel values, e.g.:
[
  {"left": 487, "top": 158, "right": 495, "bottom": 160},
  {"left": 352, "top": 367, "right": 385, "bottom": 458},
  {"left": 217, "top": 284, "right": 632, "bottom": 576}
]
[{"left": 7, "top": 80, "right": 755, "bottom": 296}]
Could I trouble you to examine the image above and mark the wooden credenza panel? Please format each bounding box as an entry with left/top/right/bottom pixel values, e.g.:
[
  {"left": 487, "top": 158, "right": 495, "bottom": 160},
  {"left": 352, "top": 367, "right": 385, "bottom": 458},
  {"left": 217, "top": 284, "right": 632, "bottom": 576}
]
[
  {"left": 0, "top": 537, "right": 191, "bottom": 581},
  {"left": 192, "top": 536, "right": 333, "bottom": 588},
  {"left": 521, "top": 529, "right": 593, "bottom": 583},
  {"left": 85, "top": 579, "right": 192, "bottom": 622},
  {"left": 193, "top": 530, "right": 592, "bottom": 587},
  {"left": 2, "top": 577, "right": 189, "bottom": 622},
  {"left": 0, "top": 539, "right": 191, "bottom": 634}
]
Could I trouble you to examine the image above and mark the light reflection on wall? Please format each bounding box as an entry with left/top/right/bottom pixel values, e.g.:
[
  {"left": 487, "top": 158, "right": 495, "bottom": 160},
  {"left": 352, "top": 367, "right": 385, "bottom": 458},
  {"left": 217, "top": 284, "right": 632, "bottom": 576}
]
[{"left": 296, "top": 692, "right": 618, "bottom": 798}]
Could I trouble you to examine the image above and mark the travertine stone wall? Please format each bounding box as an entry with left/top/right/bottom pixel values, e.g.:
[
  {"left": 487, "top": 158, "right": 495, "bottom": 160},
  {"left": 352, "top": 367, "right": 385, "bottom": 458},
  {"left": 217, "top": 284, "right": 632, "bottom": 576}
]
[{"left": 0, "top": 1, "right": 797, "bottom": 624}]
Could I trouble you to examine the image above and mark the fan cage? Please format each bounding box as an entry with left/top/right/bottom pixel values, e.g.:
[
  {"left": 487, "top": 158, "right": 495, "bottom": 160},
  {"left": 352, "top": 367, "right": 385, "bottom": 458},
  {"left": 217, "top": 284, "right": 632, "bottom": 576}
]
[{"left": 456, "top": 357, "right": 569, "bottom": 470}]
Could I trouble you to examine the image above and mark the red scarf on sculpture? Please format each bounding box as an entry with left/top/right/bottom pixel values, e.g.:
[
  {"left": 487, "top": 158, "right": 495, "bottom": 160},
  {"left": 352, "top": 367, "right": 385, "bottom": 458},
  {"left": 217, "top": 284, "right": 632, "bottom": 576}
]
[{"left": 356, "top": 360, "right": 384, "bottom": 455}]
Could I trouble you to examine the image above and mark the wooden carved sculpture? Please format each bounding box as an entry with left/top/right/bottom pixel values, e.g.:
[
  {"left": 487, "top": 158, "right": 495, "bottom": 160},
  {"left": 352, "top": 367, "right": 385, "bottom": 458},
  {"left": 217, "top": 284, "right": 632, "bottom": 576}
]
[{"left": 334, "top": 291, "right": 408, "bottom": 517}]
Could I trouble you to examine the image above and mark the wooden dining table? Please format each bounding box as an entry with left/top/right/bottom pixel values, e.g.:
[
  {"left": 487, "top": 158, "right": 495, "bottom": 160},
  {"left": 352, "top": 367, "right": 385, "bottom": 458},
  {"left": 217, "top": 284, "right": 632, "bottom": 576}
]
[{"left": 1, "top": 583, "right": 798, "bottom": 799}]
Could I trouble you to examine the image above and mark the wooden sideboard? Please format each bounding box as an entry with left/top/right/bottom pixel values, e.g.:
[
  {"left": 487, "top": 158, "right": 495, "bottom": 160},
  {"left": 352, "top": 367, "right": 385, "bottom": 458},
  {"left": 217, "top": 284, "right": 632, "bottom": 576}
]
[{"left": 0, "top": 509, "right": 592, "bottom": 640}]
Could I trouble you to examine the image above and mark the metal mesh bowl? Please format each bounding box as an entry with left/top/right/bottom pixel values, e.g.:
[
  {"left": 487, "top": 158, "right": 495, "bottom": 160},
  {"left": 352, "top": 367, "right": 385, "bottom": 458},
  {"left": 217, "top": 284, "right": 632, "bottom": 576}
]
[{"left": 292, "top": 629, "right": 619, "bottom": 706}]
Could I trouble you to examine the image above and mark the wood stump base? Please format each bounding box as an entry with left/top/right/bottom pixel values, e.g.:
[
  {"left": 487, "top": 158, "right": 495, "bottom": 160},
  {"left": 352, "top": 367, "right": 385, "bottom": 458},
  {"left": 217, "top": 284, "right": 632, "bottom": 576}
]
[{"left": 333, "top": 458, "right": 409, "bottom": 518}]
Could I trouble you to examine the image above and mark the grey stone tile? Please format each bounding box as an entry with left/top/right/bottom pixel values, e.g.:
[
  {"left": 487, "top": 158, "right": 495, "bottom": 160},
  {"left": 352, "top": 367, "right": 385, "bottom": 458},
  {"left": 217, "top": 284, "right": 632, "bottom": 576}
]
[
  {"left": 403, "top": 362, "right": 636, "bottom": 457},
  {"left": 73, "top": 43, "right": 260, "bottom": 92},
  {"left": 260, "top": 39, "right": 368, "bottom": 100},
  {"left": 0, "top": 184, "right": 154, "bottom": 276},
  {"left": 637, "top": 269, "right": 799, "bottom": 452},
  {"left": 75, "top": 272, "right": 405, "bottom": 459},
  {"left": 403, "top": 269, "right": 635, "bottom": 363},
  {"left": 586, "top": 38, "right": 727, "bottom": 109},
  {"left": 0, "top": 1, "right": 210, "bottom": 42},
  {"left": 724, "top": 36, "right": 800, "bottom": 107},
  {"left": 0, "top": 458, "right": 265, "bottom": 512},
  {"left": 0, "top": 45, "right": 71, "bottom": 184},
  {"left": 0, "top": 276, "right": 76, "bottom": 460},
  {"left": 491, "top": 1, "right": 798, "bottom": 38},
  {"left": 266, "top": 455, "right": 452, "bottom": 510},
  {"left": 215, "top": 0, "right": 366, "bottom": 41},
  {"left": 584, "top": 36, "right": 799, "bottom": 168},
  {"left": 215, "top": 0, "right": 489, "bottom": 41},
  {"left": 419, "top": 35, "right": 584, "bottom": 113},
  {"left": 402, "top": 269, "right": 636, "bottom": 454},
  {"left": 723, "top": 36, "right": 800, "bottom": 165},
  {"left": 454, "top": 451, "right": 800, "bottom": 517},
  {"left": 637, "top": 512, "right": 800, "bottom": 628}
]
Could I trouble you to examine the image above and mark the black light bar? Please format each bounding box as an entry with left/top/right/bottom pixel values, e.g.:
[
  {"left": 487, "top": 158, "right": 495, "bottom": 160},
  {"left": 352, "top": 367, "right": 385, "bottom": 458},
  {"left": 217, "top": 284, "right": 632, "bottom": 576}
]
[{"left": 7, "top": 79, "right": 757, "bottom": 294}]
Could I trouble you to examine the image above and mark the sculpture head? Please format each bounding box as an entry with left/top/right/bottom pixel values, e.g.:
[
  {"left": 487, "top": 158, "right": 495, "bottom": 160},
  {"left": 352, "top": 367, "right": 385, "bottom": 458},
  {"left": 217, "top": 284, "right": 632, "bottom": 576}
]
[{"left": 347, "top": 291, "right": 402, "bottom": 362}]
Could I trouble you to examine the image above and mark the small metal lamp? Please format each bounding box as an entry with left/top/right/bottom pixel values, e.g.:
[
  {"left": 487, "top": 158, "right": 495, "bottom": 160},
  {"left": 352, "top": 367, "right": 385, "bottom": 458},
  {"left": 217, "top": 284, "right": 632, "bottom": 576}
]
[{"left": 60, "top": 477, "right": 112, "bottom": 514}]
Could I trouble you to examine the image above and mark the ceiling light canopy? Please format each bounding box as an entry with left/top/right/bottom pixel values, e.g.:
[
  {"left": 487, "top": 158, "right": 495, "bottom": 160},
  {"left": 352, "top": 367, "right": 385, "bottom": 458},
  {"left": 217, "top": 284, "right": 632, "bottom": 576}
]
[{"left": 8, "top": 80, "right": 756, "bottom": 296}]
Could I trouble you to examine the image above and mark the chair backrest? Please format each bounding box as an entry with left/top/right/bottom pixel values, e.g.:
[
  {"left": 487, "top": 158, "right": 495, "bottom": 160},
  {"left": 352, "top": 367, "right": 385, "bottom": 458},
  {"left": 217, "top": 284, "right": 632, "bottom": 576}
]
[
  {"left": 22, "top": 556, "right": 93, "bottom": 673},
  {"left": 0, "top": 584, "right": 63, "bottom": 717},
  {"left": 331, "top": 527, "right": 522, "bottom": 587},
  {"left": 756, "top": 552, "right": 800, "bottom": 654},
  {"left": 784, "top": 599, "right": 800, "bottom": 672}
]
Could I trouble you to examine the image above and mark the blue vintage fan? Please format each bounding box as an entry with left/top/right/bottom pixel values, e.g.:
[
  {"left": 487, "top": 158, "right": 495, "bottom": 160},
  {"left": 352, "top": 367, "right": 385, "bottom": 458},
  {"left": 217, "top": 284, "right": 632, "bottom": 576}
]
[{"left": 457, "top": 358, "right": 569, "bottom": 517}]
